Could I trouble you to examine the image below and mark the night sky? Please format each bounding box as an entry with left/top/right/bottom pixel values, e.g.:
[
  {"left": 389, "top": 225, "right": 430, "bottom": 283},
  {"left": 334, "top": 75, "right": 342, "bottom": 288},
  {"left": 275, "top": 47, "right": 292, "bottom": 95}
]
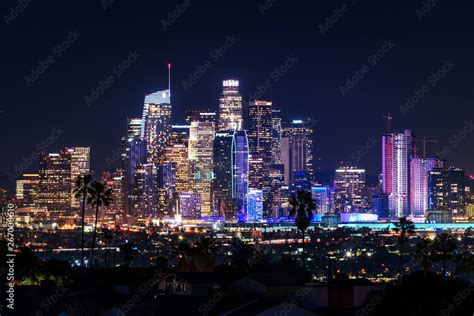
[{"left": 1, "top": 0, "right": 473, "bottom": 192}]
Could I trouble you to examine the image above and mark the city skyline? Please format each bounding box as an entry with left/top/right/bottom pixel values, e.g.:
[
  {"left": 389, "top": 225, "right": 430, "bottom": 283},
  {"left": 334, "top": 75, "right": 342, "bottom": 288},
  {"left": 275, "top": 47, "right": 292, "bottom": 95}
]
[{"left": 1, "top": 1, "right": 474, "bottom": 193}]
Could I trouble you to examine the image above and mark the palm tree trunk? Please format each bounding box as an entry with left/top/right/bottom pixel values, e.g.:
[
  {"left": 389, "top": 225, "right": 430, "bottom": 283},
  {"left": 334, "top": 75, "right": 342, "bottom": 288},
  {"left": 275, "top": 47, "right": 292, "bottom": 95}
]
[
  {"left": 301, "top": 229, "right": 305, "bottom": 267},
  {"left": 81, "top": 194, "right": 86, "bottom": 268},
  {"left": 399, "top": 242, "right": 404, "bottom": 279},
  {"left": 90, "top": 202, "right": 100, "bottom": 267}
]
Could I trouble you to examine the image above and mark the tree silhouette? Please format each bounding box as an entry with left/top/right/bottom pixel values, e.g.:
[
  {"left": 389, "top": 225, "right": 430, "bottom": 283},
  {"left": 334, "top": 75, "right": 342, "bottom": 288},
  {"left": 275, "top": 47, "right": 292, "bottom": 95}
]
[
  {"left": 392, "top": 217, "right": 415, "bottom": 278},
  {"left": 432, "top": 233, "right": 457, "bottom": 278},
  {"left": 73, "top": 174, "right": 93, "bottom": 267},
  {"left": 288, "top": 190, "right": 317, "bottom": 267}
]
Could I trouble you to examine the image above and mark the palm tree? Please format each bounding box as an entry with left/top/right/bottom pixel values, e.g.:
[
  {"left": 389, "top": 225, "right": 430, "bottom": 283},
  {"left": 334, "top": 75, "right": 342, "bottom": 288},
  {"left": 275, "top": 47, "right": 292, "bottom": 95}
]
[
  {"left": 120, "top": 243, "right": 137, "bottom": 267},
  {"left": 392, "top": 217, "right": 415, "bottom": 278},
  {"left": 73, "top": 174, "right": 92, "bottom": 268},
  {"left": 87, "top": 180, "right": 113, "bottom": 267},
  {"left": 432, "top": 233, "right": 457, "bottom": 278},
  {"left": 288, "top": 190, "right": 317, "bottom": 267},
  {"left": 415, "top": 238, "right": 434, "bottom": 277},
  {"left": 101, "top": 227, "right": 113, "bottom": 268}
]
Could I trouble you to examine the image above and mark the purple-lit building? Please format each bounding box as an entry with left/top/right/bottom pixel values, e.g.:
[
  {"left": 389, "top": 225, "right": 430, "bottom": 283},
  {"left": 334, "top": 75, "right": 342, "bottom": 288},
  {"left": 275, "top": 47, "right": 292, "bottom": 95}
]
[
  {"left": 382, "top": 130, "right": 413, "bottom": 218},
  {"left": 247, "top": 189, "right": 263, "bottom": 222},
  {"left": 410, "top": 158, "right": 442, "bottom": 217},
  {"left": 179, "top": 192, "right": 201, "bottom": 219}
]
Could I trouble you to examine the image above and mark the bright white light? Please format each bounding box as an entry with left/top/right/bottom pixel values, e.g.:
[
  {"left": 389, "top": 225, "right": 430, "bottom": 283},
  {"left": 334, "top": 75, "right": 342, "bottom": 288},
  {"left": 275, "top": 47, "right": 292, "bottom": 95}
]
[{"left": 346, "top": 251, "right": 352, "bottom": 257}]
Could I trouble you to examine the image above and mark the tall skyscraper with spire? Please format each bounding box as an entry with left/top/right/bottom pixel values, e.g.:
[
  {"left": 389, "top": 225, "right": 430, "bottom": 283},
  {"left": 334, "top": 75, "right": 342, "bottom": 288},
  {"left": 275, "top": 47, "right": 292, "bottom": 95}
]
[{"left": 218, "top": 80, "right": 243, "bottom": 131}]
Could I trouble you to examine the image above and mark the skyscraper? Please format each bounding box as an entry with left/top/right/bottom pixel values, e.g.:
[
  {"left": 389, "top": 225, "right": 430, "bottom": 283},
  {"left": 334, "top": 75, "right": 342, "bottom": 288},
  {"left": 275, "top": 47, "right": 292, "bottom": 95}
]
[
  {"left": 428, "top": 167, "right": 466, "bottom": 219},
  {"left": 333, "top": 167, "right": 368, "bottom": 213},
  {"left": 38, "top": 150, "right": 72, "bottom": 218},
  {"left": 311, "top": 184, "right": 332, "bottom": 214},
  {"left": 271, "top": 109, "right": 283, "bottom": 164},
  {"left": 66, "top": 147, "right": 90, "bottom": 210},
  {"left": 178, "top": 192, "right": 201, "bottom": 219},
  {"left": 218, "top": 80, "right": 243, "bottom": 131},
  {"left": 212, "top": 130, "right": 249, "bottom": 221},
  {"left": 123, "top": 118, "right": 147, "bottom": 215},
  {"left": 101, "top": 169, "right": 126, "bottom": 221},
  {"left": 132, "top": 164, "right": 158, "bottom": 217},
  {"left": 158, "top": 162, "right": 176, "bottom": 216},
  {"left": 164, "top": 144, "right": 189, "bottom": 193},
  {"left": 410, "top": 158, "right": 442, "bottom": 217},
  {"left": 248, "top": 100, "right": 273, "bottom": 158},
  {"left": 142, "top": 90, "right": 172, "bottom": 163},
  {"left": 382, "top": 130, "right": 413, "bottom": 218},
  {"left": 281, "top": 119, "right": 314, "bottom": 183},
  {"left": 188, "top": 120, "right": 215, "bottom": 217},
  {"left": 16, "top": 174, "right": 39, "bottom": 208}
]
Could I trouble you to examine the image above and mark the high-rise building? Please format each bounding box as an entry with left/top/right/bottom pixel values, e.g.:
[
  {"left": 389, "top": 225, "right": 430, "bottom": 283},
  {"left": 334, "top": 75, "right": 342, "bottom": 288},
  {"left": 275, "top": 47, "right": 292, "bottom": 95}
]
[
  {"left": 123, "top": 118, "right": 147, "bottom": 215},
  {"left": 269, "top": 164, "right": 286, "bottom": 218},
  {"left": 212, "top": 130, "right": 249, "bottom": 221},
  {"left": 16, "top": 174, "right": 39, "bottom": 208},
  {"left": 164, "top": 144, "right": 189, "bottom": 193},
  {"left": 410, "top": 158, "right": 442, "bottom": 217},
  {"left": 334, "top": 167, "right": 367, "bottom": 213},
  {"left": 101, "top": 169, "right": 126, "bottom": 220},
  {"left": 38, "top": 151, "right": 72, "bottom": 218},
  {"left": 218, "top": 80, "right": 242, "bottom": 131},
  {"left": 281, "top": 119, "right": 314, "bottom": 184},
  {"left": 66, "top": 147, "right": 90, "bottom": 210},
  {"left": 248, "top": 153, "right": 264, "bottom": 190},
  {"left": 169, "top": 125, "right": 190, "bottom": 147},
  {"left": 247, "top": 189, "right": 263, "bottom": 222},
  {"left": 132, "top": 164, "right": 158, "bottom": 217},
  {"left": 382, "top": 130, "right": 413, "bottom": 218},
  {"left": 178, "top": 192, "right": 201, "bottom": 219},
  {"left": 428, "top": 167, "right": 467, "bottom": 219},
  {"left": 158, "top": 162, "right": 176, "bottom": 216},
  {"left": 188, "top": 120, "right": 215, "bottom": 216},
  {"left": 311, "top": 184, "right": 332, "bottom": 214},
  {"left": 248, "top": 100, "right": 273, "bottom": 158},
  {"left": 142, "top": 90, "right": 172, "bottom": 163},
  {"left": 271, "top": 109, "right": 283, "bottom": 164}
]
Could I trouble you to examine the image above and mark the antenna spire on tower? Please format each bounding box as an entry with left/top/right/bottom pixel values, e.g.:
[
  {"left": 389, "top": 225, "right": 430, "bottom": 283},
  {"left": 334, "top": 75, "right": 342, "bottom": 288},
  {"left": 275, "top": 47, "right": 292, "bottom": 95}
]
[{"left": 168, "top": 63, "right": 172, "bottom": 95}]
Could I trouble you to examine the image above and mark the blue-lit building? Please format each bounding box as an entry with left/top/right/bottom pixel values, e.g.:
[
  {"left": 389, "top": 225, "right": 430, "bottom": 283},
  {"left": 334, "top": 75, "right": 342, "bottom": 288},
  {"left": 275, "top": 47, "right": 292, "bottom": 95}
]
[
  {"left": 289, "top": 171, "right": 312, "bottom": 195},
  {"left": 179, "top": 192, "right": 201, "bottom": 219},
  {"left": 158, "top": 162, "right": 176, "bottom": 216},
  {"left": 212, "top": 130, "right": 249, "bottom": 221},
  {"left": 311, "top": 184, "right": 332, "bottom": 214},
  {"left": 247, "top": 189, "right": 263, "bottom": 222}
]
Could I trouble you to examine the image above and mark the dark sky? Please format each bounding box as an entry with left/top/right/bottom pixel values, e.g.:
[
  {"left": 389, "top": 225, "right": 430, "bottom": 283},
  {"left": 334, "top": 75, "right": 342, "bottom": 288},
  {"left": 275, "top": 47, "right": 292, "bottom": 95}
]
[{"left": 1, "top": 0, "right": 473, "bottom": 192}]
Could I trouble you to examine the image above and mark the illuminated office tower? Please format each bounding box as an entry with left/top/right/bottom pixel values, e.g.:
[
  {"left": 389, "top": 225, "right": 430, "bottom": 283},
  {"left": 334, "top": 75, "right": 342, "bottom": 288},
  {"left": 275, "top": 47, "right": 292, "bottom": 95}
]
[
  {"left": 269, "top": 164, "right": 285, "bottom": 218},
  {"left": 247, "top": 189, "right": 263, "bottom": 222},
  {"left": 188, "top": 120, "right": 215, "bottom": 216},
  {"left": 164, "top": 144, "right": 189, "bottom": 193},
  {"left": 38, "top": 150, "right": 72, "bottom": 218},
  {"left": 218, "top": 80, "right": 243, "bottom": 131},
  {"left": 428, "top": 167, "right": 467, "bottom": 219},
  {"left": 280, "top": 137, "right": 290, "bottom": 184},
  {"left": 185, "top": 109, "right": 216, "bottom": 125},
  {"left": 248, "top": 153, "right": 264, "bottom": 190},
  {"left": 101, "top": 169, "right": 126, "bottom": 220},
  {"left": 123, "top": 118, "right": 147, "bottom": 215},
  {"left": 66, "top": 147, "right": 90, "bottom": 210},
  {"left": 178, "top": 192, "right": 201, "bottom": 219},
  {"left": 281, "top": 119, "right": 314, "bottom": 183},
  {"left": 16, "top": 174, "right": 39, "bottom": 208},
  {"left": 248, "top": 100, "right": 273, "bottom": 158},
  {"left": 271, "top": 109, "right": 283, "bottom": 164},
  {"left": 410, "top": 158, "right": 442, "bottom": 217},
  {"left": 142, "top": 90, "right": 172, "bottom": 163},
  {"left": 382, "top": 130, "right": 413, "bottom": 218},
  {"left": 334, "top": 167, "right": 367, "bottom": 213},
  {"left": 158, "top": 162, "right": 176, "bottom": 216},
  {"left": 311, "top": 184, "right": 332, "bottom": 214},
  {"left": 170, "top": 125, "right": 190, "bottom": 146},
  {"left": 212, "top": 130, "right": 249, "bottom": 221},
  {"left": 132, "top": 164, "right": 158, "bottom": 217}
]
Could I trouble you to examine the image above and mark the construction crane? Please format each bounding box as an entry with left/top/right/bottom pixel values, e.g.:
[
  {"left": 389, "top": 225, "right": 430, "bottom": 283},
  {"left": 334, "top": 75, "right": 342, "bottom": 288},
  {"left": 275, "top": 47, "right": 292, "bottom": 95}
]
[{"left": 413, "top": 136, "right": 437, "bottom": 159}]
